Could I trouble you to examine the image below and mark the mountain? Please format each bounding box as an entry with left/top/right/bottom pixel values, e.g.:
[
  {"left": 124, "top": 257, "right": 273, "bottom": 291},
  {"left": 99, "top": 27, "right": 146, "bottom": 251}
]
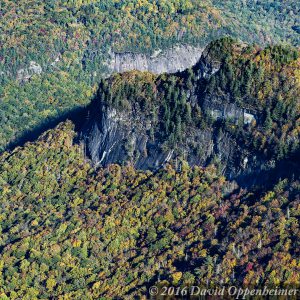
[
  {"left": 82, "top": 38, "right": 300, "bottom": 185},
  {"left": 1, "top": 0, "right": 300, "bottom": 79},
  {"left": 0, "top": 38, "right": 299, "bottom": 298},
  {"left": 1, "top": 2, "right": 300, "bottom": 297}
]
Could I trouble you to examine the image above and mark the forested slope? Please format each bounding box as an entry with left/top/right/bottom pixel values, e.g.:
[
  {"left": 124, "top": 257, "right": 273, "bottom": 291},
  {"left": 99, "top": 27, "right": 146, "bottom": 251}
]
[
  {"left": 1, "top": 0, "right": 299, "bottom": 76},
  {"left": 0, "top": 121, "right": 299, "bottom": 299}
]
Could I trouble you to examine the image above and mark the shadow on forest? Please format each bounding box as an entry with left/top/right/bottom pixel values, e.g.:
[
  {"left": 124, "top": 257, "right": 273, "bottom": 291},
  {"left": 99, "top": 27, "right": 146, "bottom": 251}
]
[
  {"left": 236, "top": 150, "right": 300, "bottom": 189},
  {"left": 6, "top": 105, "right": 89, "bottom": 151}
]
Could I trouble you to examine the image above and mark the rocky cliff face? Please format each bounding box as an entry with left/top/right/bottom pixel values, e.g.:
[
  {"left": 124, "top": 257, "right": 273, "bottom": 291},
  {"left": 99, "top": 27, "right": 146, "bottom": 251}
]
[
  {"left": 82, "top": 100, "right": 266, "bottom": 186},
  {"left": 81, "top": 56, "right": 268, "bottom": 187},
  {"left": 84, "top": 106, "right": 173, "bottom": 170},
  {"left": 10, "top": 45, "right": 203, "bottom": 82},
  {"left": 16, "top": 61, "right": 43, "bottom": 82},
  {"left": 11, "top": 44, "right": 204, "bottom": 82},
  {"left": 81, "top": 40, "right": 293, "bottom": 187},
  {"left": 106, "top": 45, "right": 204, "bottom": 74}
]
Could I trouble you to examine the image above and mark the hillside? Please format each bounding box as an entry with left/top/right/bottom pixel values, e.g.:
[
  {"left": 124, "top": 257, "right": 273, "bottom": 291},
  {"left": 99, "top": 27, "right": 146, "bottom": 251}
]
[
  {"left": 0, "top": 121, "right": 299, "bottom": 299},
  {"left": 0, "top": 39, "right": 299, "bottom": 298},
  {"left": 1, "top": 38, "right": 300, "bottom": 162},
  {"left": 1, "top": 0, "right": 299, "bottom": 77}
]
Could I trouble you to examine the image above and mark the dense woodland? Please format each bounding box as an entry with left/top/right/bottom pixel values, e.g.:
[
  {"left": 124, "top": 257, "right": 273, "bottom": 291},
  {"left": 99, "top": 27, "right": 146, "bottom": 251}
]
[
  {"left": 1, "top": 37, "right": 299, "bottom": 159},
  {"left": 0, "top": 121, "right": 299, "bottom": 299},
  {"left": 0, "top": 39, "right": 299, "bottom": 298}
]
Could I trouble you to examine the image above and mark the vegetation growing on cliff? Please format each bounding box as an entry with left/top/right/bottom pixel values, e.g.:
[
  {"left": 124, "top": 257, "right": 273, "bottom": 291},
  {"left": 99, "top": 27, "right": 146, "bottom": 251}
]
[
  {"left": 0, "top": 121, "right": 299, "bottom": 299},
  {"left": 203, "top": 40, "right": 300, "bottom": 160},
  {"left": 95, "top": 38, "right": 300, "bottom": 163},
  {"left": 1, "top": 38, "right": 299, "bottom": 169}
]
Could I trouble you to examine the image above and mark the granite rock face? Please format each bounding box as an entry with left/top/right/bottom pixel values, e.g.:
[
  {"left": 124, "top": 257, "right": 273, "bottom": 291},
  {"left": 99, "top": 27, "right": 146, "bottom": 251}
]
[
  {"left": 13, "top": 45, "right": 204, "bottom": 81},
  {"left": 82, "top": 100, "right": 263, "bottom": 185},
  {"left": 83, "top": 105, "right": 174, "bottom": 171},
  {"left": 16, "top": 61, "right": 43, "bottom": 82},
  {"left": 81, "top": 49, "right": 268, "bottom": 186},
  {"left": 107, "top": 45, "right": 204, "bottom": 74},
  {"left": 202, "top": 94, "right": 257, "bottom": 125}
]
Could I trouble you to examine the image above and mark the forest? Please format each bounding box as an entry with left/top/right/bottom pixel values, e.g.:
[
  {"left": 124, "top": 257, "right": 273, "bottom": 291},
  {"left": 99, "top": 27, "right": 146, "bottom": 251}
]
[
  {"left": 0, "top": 121, "right": 299, "bottom": 299},
  {"left": 94, "top": 38, "right": 300, "bottom": 164},
  {"left": 1, "top": 37, "right": 299, "bottom": 161}
]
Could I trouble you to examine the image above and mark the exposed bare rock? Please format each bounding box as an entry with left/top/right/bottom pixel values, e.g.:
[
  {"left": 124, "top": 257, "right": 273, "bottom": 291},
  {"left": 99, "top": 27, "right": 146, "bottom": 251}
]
[
  {"left": 16, "top": 61, "right": 43, "bottom": 82},
  {"left": 202, "top": 95, "right": 257, "bottom": 125},
  {"left": 13, "top": 45, "right": 204, "bottom": 82},
  {"left": 80, "top": 42, "right": 271, "bottom": 185},
  {"left": 81, "top": 98, "right": 267, "bottom": 186},
  {"left": 106, "top": 45, "right": 204, "bottom": 74}
]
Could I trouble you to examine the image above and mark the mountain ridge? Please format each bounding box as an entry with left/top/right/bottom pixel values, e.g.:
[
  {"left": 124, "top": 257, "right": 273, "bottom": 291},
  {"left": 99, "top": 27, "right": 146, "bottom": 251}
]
[
  {"left": 3, "top": 38, "right": 299, "bottom": 186},
  {"left": 78, "top": 39, "right": 300, "bottom": 187}
]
